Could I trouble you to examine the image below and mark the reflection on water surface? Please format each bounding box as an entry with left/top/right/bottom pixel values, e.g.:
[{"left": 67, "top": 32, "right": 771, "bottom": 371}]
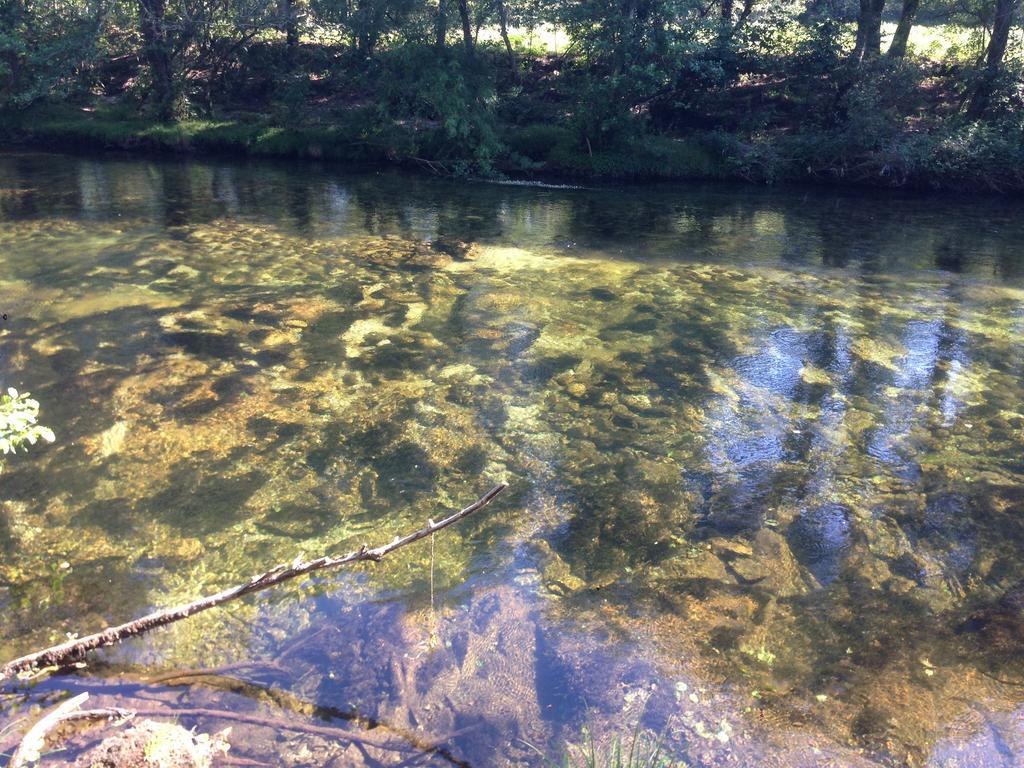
[{"left": 2, "top": 151, "right": 1024, "bottom": 766}]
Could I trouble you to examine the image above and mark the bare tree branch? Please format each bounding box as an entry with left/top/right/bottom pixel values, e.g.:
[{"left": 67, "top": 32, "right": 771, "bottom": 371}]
[{"left": 0, "top": 484, "right": 506, "bottom": 684}]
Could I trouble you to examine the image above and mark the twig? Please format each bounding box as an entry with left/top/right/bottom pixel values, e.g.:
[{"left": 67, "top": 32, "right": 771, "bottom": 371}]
[
  {"left": 145, "top": 660, "right": 286, "bottom": 686},
  {"left": 9, "top": 693, "right": 133, "bottom": 768},
  {"left": 276, "top": 625, "right": 330, "bottom": 661},
  {"left": 409, "top": 156, "right": 449, "bottom": 175},
  {"left": 0, "top": 484, "right": 506, "bottom": 683}
]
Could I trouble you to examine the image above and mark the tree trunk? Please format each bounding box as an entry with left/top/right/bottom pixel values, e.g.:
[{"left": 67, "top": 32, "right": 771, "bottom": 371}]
[
  {"left": 280, "top": 0, "right": 298, "bottom": 66},
  {"left": 284, "top": 0, "right": 299, "bottom": 48},
  {"left": 715, "top": 0, "right": 740, "bottom": 53},
  {"left": 434, "top": 0, "right": 448, "bottom": 50},
  {"left": 887, "top": 0, "right": 918, "bottom": 58},
  {"left": 496, "top": 0, "right": 514, "bottom": 66},
  {"left": 966, "top": 0, "right": 1020, "bottom": 117},
  {"left": 1, "top": 0, "right": 24, "bottom": 97},
  {"left": 651, "top": 3, "right": 668, "bottom": 54},
  {"left": 852, "top": 0, "right": 885, "bottom": 62},
  {"left": 138, "top": 0, "right": 174, "bottom": 121},
  {"left": 355, "top": 0, "right": 379, "bottom": 56},
  {"left": 458, "top": 0, "right": 474, "bottom": 55},
  {"left": 735, "top": 0, "right": 755, "bottom": 26}
]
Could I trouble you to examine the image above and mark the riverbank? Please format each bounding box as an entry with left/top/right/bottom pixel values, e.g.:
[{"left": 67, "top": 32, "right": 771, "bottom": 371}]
[
  {"left": 4, "top": 102, "right": 1023, "bottom": 194},
  {"left": 1, "top": 103, "right": 725, "bottom": 182}
]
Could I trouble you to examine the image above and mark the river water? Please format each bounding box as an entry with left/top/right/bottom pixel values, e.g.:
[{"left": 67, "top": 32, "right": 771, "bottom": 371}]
[{"left": 1, "top": 150, "right": 1024, "bottom": 766}]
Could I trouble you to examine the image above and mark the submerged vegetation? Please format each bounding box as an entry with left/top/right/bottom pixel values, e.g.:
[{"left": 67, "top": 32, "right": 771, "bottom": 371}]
[
  {"left": 537, "top": 707, "right": 676, "bottom": 768},
  {"left": 1, "top": 154, "right": 1024, "bottom": 764},
  {"left": 0, "top": 0, "right": 1023, "bottom": 189}
]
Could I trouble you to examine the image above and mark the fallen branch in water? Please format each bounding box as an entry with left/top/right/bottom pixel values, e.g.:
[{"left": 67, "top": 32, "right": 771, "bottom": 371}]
[
  {"left": 144, "top": 660, "right": 287, "bottom": 686},
  {"left": 54, "top": 673, "right": 474, "bottom": 765},
  {"left": 9, "top": 693, "right": 133, "bottom": 768},
  {"left": 0, "top": 484, "right": 506, "bottom": 683}
]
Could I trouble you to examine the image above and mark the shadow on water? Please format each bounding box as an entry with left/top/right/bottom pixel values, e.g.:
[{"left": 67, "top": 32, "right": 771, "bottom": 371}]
[{"left": 2, "top": 150, "right": 1024, "bottom": 766}]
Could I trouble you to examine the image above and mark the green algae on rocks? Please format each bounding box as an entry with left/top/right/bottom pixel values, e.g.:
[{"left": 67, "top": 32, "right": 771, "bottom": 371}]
[{"left": 2, "top": 151, "right": 1024, "bottom": 767}]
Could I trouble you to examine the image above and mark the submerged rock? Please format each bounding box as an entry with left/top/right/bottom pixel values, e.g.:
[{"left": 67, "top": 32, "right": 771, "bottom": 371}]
[
  {"left": 729, "top": 528, "right": 808, "bottom": 597},
  {"left": 73, "top": 720, "right": 230, "bottom": 768},
  {"left": 786, "top": 503, "right": 853, "bottom": 586}
]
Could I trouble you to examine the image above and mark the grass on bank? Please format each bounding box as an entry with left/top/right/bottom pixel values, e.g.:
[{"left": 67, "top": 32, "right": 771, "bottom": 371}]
[
  {"left": 5, "top": 103, "right": 725, "bottom": 182},
  {"left": 7, "top": 96, "right": 1024, "bottom": 193},
  {"left": 4, "top": 105, "right": 399, "bottom": 163}
]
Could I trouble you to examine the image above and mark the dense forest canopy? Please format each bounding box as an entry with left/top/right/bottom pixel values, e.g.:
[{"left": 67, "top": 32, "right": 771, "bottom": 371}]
[{"left": 0, "top": 0, "right": 1022, "bottom": 189}]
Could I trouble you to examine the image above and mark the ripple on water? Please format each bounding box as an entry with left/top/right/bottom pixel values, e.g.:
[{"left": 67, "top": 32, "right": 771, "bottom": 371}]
[{"left": 2, "top": 153, "right": 1024, "bottom": 767}]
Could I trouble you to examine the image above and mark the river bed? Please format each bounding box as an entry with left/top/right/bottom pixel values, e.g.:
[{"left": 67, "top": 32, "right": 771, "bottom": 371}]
[{"left": 1, "top": 151, "right": 1024, "bottom": 766}]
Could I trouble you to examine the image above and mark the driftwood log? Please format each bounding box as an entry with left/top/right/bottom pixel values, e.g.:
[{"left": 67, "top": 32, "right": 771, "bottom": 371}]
[{"left": 0, "top": 484, "right": 505, "bottom": 683}]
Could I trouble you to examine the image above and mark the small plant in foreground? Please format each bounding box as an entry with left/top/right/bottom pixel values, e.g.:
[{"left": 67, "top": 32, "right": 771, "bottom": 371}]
[
  {"left": 525, "top": 712, "right": 681, "bottom": 768},
  {"left": 0, "top": 388, "right": 55, "bottom": 472}
]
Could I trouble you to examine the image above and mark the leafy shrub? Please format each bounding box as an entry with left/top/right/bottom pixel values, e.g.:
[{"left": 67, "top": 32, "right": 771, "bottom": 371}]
[
  {"left": 548, "top": 134, "right": 720, "bottom": 179},
  {"left": 272, "top": 73, "right": 314, "bottom": 127},
  {"left": 373, "top": 45, "right": 504, "bottom": 175},
  {"left": 0, "top": 388, "right": 54, "bottom": 472},
  {"left": 924, "top": 121, "right": 1024, "bottom": 191},
  {"left": 705, "top": 130, "right": 788, "bottom": 183},
  {"left": 504, "top": 124, "right": 574, "bottom": 161},
  {"left": 567, "top": 67, "right": 667, "bottom": 151},
  {"left": 837, "top": 60, "right": 927, "bottom": 147}
]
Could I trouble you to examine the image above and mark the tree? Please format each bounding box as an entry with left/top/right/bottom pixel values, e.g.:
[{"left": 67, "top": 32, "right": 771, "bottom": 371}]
[
  {"left": 193, "top": 0, "right": 279, "bottom": 112},
  {"left": 281, "top": 0, "right": 298, "bottom": 49},
  {"left": 887, "top": 0, "right": 919, "bottom": 58},
  {"left": 0, "top": 0, "right": 107, "bottom": 109},
  {"left": 966, "top": 0, "right": 1021, "bottom": 116},
  {"left": 457, "top": 0, "right": 473, "bottom": 53},
  {"left": 138, "top": 0, "right": 175, "bottom": 119},
  {"left": 852, "top": 0, "right": 886, "bottom": 61},
  {"left": 495, "top": 0, "right": 514, "bottom": 64},
  {"left": 435, "top": 0, "right": 448, "bottom": 48}
]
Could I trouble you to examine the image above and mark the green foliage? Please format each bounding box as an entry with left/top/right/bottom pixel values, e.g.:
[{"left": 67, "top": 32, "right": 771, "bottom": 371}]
[
  {"left": 708, "top": 115, "right": 1024, "bottom": 191},
  {"left": 557, "top": 724, "right": 676, "bottom": 768},
  {"left": 568, "top": 70, "right": 653, "bottom": 150},
  {"left": 272, "top": 73, "right": 314, "bottom": 127},
  {"left": 790, "top": 19, "right": 849, "bottom": 76},
  {"left": 374, "top": 45, "right": 505, "bottom": 174},
  {"left": 309, "top": 0, "right": 425, "bottom": 54},
  {"left": 504, "top": 123, "right": 573, "bottom": 161},
  {"left": 12, "top": 102, "right": 425, "bottom": 165},
  {"left": 549, "top": 134, "right": 720, "bottom": 179},
  {"left": 924, "top": 120, "right": 1024, "bottom": 191},
  {"left": 0, "top": 0, "right": 1021, "bottom": 190},
  {"left": 0, "top": 388, "right": 55, "bottom": 472},
  {"left": 526, "top": 712, "right": 678, "bottom": 768},
  {"left": 0, "top": 0, "right": 104, "bottom": 111}
]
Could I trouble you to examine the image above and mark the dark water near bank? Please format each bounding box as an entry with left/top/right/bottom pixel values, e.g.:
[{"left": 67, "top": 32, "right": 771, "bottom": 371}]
[{"left": 2, "top": 150, "right": 1024, "bottom": 766}]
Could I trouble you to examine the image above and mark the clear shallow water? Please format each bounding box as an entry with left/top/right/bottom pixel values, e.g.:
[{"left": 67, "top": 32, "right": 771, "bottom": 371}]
[{"left": 1, "top": 150, "right": 1024, "bottom": 766}]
